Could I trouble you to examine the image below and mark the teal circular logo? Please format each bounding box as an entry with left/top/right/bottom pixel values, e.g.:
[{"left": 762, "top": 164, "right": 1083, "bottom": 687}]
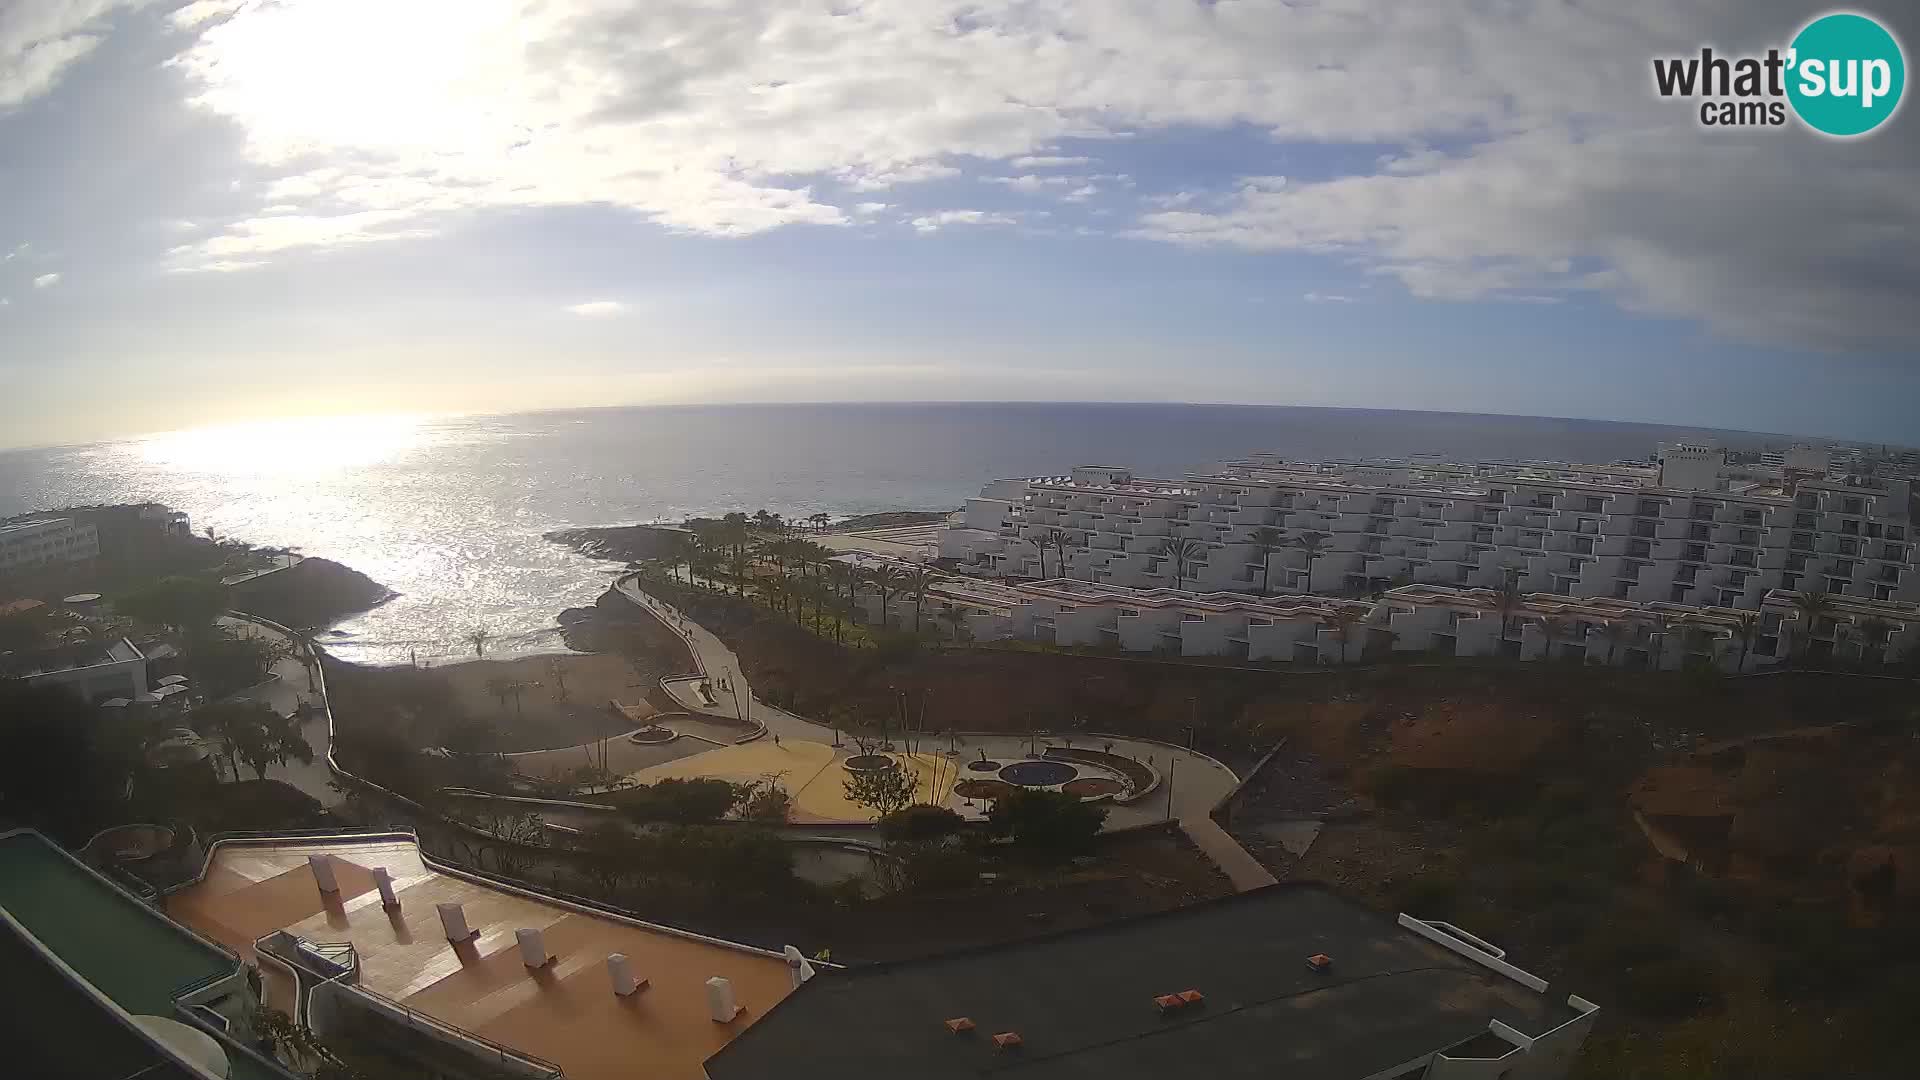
[{"left": 1787, "top": 12, "right": 1905, "bottom": 136}]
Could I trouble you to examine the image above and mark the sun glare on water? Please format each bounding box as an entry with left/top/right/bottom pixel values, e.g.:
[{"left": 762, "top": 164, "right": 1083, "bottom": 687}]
[{"left": 138, "top": 414, "right": 430, "bottom": 474}]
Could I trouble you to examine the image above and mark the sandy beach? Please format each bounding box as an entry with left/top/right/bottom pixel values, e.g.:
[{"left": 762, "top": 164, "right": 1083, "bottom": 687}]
[{"left": 433, "top": 652, "right": 655, "bottom": 751}]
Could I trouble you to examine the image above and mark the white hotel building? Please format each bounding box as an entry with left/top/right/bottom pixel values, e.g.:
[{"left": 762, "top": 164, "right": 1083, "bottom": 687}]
[
  {"left": 938, "top": 447, "right": 1917, "bottom": 610},
  {"left": 0, "top": 516, "right": 100, "bottom": 574}
]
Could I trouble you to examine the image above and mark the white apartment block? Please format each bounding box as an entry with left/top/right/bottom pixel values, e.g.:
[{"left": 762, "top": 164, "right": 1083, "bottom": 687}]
[
  {"left": 938, "top": 449, "right": 1916, "bottom": 611},
  {"left": 891, "top": 577, "right": 1918, "bottom": 672},
  {"left": 0, "top": 516, "right": 100, "bottom": 574}
]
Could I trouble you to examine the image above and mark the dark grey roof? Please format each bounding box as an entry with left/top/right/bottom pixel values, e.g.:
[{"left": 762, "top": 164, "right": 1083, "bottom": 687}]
[{"left": 707, "top": 884, "right": 1579, "bottom": 1080}]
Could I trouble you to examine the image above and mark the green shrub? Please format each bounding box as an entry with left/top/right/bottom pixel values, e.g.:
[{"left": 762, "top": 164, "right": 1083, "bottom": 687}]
[
  {"left": 879, "top": 804, "right": 965, "bottom": 845},
  {"left": 613, "top": 777, "right": 746, "bottom": 823},
  {"left": 986, "top": 789, "right": 1106, "bottom": 859}
]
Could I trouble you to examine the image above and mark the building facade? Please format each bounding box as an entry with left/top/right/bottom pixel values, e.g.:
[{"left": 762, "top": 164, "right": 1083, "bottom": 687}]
[
  {"left": 0, "top": 516, "right": 100, "bottom": 574},
  {"left": 887, "top": 577, "right": 1917, "bottom": 671},
  {"left": 939, "top": 453, "right": 1916, "bottom": 610}
]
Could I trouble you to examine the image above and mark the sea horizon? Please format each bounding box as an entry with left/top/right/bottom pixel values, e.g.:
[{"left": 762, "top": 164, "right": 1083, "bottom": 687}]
[{"left": 1, "top": 401, "right": 1899, "bottom": 666}]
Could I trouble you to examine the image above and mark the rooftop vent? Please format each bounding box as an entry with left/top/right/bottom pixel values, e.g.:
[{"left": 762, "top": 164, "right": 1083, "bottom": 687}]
[
  {"left": 1307, "top": 953, "right": 1333, "bottom": 973},
  {"left": 371, "top": 866, "right": 399, "bottom": 910},
  {"left": 707, "top": 977, "right": 741, "bottom": 1023},
  {"left": 992, "top": 1031, "right": 1024, "bottom": 1051},
  {"left": 608, "top": 954, "right": 645, "bottom": 997},
  {"left": 945, "top": 1017, "right": 975, "bottom": 1035},
  {"left": 516, "top": 928, "right": 553, "bottom": 969},
  {"left": 307, "top": 854, "right": 338, "bottom": 894},
  {"left": 1154, "top": 994, "right": 1185, "bottom": 1012},
  {"left": 436, "top": 902, "right": 475, "bottom": 942},
  {"left": 1178, "top": 989, "right": 1205, "bottom": 1005}
]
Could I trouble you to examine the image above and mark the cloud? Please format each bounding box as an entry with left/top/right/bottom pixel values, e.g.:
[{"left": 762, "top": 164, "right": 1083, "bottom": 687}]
[
  {"left": 1304, "top": 291, "right": 1355, "bottom": 304},
  {"left": 853, "top": 201, "right": 888, "bottom": 215},
  {"left": 32, "top": 272, "right": 60, "bottom": 288},
  {"left": 910, "top": 210, "right": 1016, "bottom": 233},
  {"left": 0, "top": 0, "right": 143, "bottom": 108},
  {"left": 565, "top": 300, "right": 626, "bottom": 316},
  {"left": 147, "top": 0, "right": 1916, "bottom": 351}
]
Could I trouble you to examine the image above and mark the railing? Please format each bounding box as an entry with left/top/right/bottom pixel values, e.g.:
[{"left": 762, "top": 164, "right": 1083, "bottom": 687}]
[{"left": 327, "top": 979, "right": 563, "bottom": 1079}]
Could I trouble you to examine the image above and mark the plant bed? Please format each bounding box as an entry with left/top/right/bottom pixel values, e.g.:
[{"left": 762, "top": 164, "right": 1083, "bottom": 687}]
[
  {"left": 627, "top": 726, "right": 676, "bottom": 745},
  {"left": 845, "top": 754, "right": 895, "bottom": 772},
  {"left": 965, "top": 759, "right": 1004, "bottom": 773},
  {"left": 954, "top": 779, "right": 1017, "bottom": 801},
  {"left": 1061, "top": 777, "right": 1124, "bottom": 799}
]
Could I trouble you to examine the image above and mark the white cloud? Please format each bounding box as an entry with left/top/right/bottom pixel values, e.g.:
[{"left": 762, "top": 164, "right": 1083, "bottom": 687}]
[
  {"left": 565, "top": 300, "right": 626, "bottom": 316},
  {"left": 910, "top": 210, "right": 1016, "bottom": 233},
  {"left": 1304, "top": 292, "right": 1356, "bottom": 304},
  {"left": 0, "top": 297, "right": 9, "bottom": 306},
  {"left": 853, "top": 201, "right": 889, "bottom": 215},
  {"left": 0, "top": 0, "right": 143, "bottom": 108},
  {"left": 1063, "top": 184, "right": 1099, "bottom": 203},
  {"left": 147, "top": 0, "right": 1916, "bottom": 350},
  {"left": 32, "top": 272, "right": 60, "bottom": 288}
]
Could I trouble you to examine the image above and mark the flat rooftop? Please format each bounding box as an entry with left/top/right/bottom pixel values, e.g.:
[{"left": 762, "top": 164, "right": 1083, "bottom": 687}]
[
  {"left": 166, "top": 836, "right": 796, "bottom": 1080},
  {"left": 707, "top": 884, "right": 1582, "bottom": 1080}
]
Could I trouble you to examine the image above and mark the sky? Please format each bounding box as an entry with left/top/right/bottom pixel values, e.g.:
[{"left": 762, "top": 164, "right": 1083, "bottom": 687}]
[{"left": 1, "top": 0, "right": 1916, "bottom": 450}]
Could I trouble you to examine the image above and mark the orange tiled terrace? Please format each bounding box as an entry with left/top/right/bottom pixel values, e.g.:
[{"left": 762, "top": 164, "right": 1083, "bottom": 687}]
[{"left": 166, "top": 837, "right": 794, "bottom": 1080}]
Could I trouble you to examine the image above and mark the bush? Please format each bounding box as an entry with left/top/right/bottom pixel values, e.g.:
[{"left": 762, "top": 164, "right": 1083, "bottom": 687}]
[
  {"left": 879, "top": 804, "right": 964, "bottom": 845},
  {"left": 1390, "top": 871, "right": 1461, "bottom": 919},
  {"left": 986, "top": 789, "right": 1105, "bottom": 859},
  {"left": 614, "top": 777, "right": 745, "bottom": 823},
  {"left": 901, "top": 842, "right": 985, "bottom": 893}
]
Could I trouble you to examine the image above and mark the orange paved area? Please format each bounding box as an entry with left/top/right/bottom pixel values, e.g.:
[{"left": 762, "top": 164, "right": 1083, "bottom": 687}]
[
  {"left": 167, "top": 839, "right": 793, "bottom": 1080},
  {"left": 621, "top": 742, "right": 964, "bottom": 822}
]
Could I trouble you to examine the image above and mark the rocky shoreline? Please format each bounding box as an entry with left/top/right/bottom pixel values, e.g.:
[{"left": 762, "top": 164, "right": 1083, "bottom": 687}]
[{"left": 545, "top": 508, "right": 951, "bottom": 564}]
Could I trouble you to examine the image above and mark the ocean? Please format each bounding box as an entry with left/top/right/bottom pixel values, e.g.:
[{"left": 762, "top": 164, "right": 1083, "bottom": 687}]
[{"left": 0, "top": 402, "right": 1791, "bottom": 665}]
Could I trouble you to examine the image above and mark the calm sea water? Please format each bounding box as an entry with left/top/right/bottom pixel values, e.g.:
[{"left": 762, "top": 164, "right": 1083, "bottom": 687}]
[{"left": 0, "top": 403, "right": 1786, "bottom": 664}]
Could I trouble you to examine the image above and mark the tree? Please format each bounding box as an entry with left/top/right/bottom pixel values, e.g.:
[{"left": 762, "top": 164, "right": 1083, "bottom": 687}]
[
  {"left": 1156, "top": 536, "right": 1207, "bottom": 591},
  {"left": 986, "top": 788, "right": 1106, "bottom": 859},
  {"left": 1599, "top": 619, "right": 1634, "bottom": 666},
  {"left": 1325, "top": 608, "right": 1365, "bottom": 663},
  {"left": 0, "top": 605, "right": 52, "bottom": 652},
  {"left": 902, "top": 567, "right": 938, "bottom": 634},
  {"left": 462, "top": 625, "right": 493, "bottom": 660},
  {"left": 1248, "top": 526, "right": 1283, "bottom": 594},
  {"left": 937, "top": 602, "right": 971, "bottom": 643},
  {"left": 577, "top": 821, "right": 642, "bottom": 895},
  {"left": 868, "top": 565, "right": 903, "bottom": 630},
  {"left": 1855, "top": 616, "right": 1894, "bottom": 665},
  {"left": 1788, "top": 590, "right": 1834, "bottom": 663},
  {"left": 1493, "top": 568, "right": 1525, "bottom": 643},
  {"left": 616, "top": 777, "right": 746, "bottom": 823},
  {"left": 808, "top": 512, "right": 831, "bottom": 533},
  {"left": 879, "top": 804, "right": 963, "bottom": 845},
  {"left": 1645, "top": 612, "right": 1675, "bottom": 671},
  {"left": 843, "top": 759, "right": 919, "bottom": 819},
  {"left": 0, "top": 683, "right": 133, "bottom": 843},
  {"left": 1728, "top": 611, "right": 1762, "bottom": 672},
  {"left": 185, "top": 626, "right": 288, "bottom": 697},
  {"left": 194, "top": 700, "right": 310, "bottom": 781},
  {"left": 1043, "top": 527, "right": 1070, "bottom": 581},
  {"left": 1292, "top": 531, "right": 1329, "bottom": 594},
  {"left": 740, "top": 775, "right": 793, "bottom": 822},
  {"left": 1537, "top": 615, "right": 1570, "bottom": 661},
  {"left": 116, "top": 575, "right": 229, "bottom": 634}
]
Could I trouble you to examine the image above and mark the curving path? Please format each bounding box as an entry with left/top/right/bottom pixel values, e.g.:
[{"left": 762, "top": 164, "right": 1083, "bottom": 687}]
[{"left": 612, "top": 575, "right": 1241, "bottom": 830}]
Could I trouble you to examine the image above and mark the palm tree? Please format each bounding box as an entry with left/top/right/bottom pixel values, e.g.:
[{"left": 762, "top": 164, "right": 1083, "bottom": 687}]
[
  {"left": 1043, "top": 528, "right": 1070, "bottom": 581},
  {"left": 1156, "top": 536, "right": 1207, "bottom": 592},
  {"left": 1326, "top": 608, "right": 1364, "bottom": 663},
  {"left": 669, "top": 533, "right": 699, "bottom": 585},
  {"left": 1855, "top": 616, "right": 1893, "bottom": 665},
  {"left": 1493, "top": 569, "right": 1525, "bottom": 643},
  {"left": 1292, "top": 531, "right": 1329, "bottom": 594},
  {"left": 1788, "top": 590, "right": 1834, "bottom": 663},
  {"left": 869, "top": 565, "right": 903, "bottom": 630},
  {"left": 809, "top": 512, "right": 831, "bottom": 533},
  {"left": 1728, "top": 611, "right": 1762, "bottom": 672},
  {"left": 1645, "top": 612, "right": 1674, "bottom": 671},
  {"left": 1537, "top": 615, "right": 1570, "bottom": 661},
  {"left": 1679, "top": 624, "right": 1718, "bottom": 669},
  {"left": 903, "top": 567, "right": 938, "bottom": 634},
  {"left": 463, "top": 626, "right": 493, "bottom": 660},
  {"left": 1598, "top": 619, "right": 1633, "bottom": 666},
  {"left": 937, "top": 603, "right": 971, "bottom": 643},
  {"left": 1248, "top": 526, "right": 1283, "bottom": 595}
]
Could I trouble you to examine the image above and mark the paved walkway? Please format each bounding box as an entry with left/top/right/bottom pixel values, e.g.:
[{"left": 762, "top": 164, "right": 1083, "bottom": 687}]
[
  {"left": 216, "top": 615, "right": 339, "bottom": 808},
  {"left": 612, "top": 576, "right": 1241, "bottom": 829},
  {"left": 1178, "top": 815, "right": 1279, "bottom": 892}
]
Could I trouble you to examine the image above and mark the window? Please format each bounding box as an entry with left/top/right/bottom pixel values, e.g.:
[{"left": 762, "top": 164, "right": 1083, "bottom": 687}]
[
  {"left": 1685, "top": 543, "right": 1706, "bottom": 561},
  {"left": 1841, "top": 519, "right": 1860, "bottom": 535},
  {"left": 1729, "top": 571, "right": 1749, "bottom": 587},
  {"left": 1720, "top": 590, "right": 1740, "bottom": 606},
  {"left": 1792, "top": 532, "right": 1814, "bottom": 550},
  {"left": 1843, "top": 497, "right": 1865, "bottom": 515},
  {"left": 1741, "top": 508, "right": 1762, "bottom": 525},
  {"left": 1736, "top": 529, "right": 1758, "bottom": 546},
  {"left": 1878, "top": 585, "right": 1898, "bottom": 600},
  {"left": 1670, "top": 585, "right": 1689, "bottom": 602},
  {"left": 1675, "top": 564, "right": 1697, "bottom": 583},
  {"left": 1638, "top": 521, "right": 1660, "bottom": 538},
  {"left": 1692, "top": 504, "right": 1716, "bottom": 521},
  {"left": 1834, "top": 560, "right": 1855, "bottom": 576},
  {"left": 1825, "top": 578, "right": 1848, "bottom": 595},
  {"left": 1838, "top": 538, "right": 1860, "bottom": 556},
  {"left": 1638, "top": 500, "right": 1661, "bottom": 516},
  {"left": 1629, "top": 540, "right": 1652, "bottom": 559},
  {"left": 1883, "top": 544, "right": 1908, "bottom": 562},
  {"left": 1782, "top": 572, "right": 1801, "bottom": 590},
  {"left": 1619, "top": 562, "right": 1642, "bottom": 581},
  {"left": 1577, "top": 518, "right": 1598, "bottom": 534},
  {"left": 1795, "top": 512, "right": 1817, "bottom": 528},
  {"left": 1891, "top": 526, "right": 1907, "bottom": 542},
  {"left": 1787, "top": 553, "right": 1808, "bottom": 571},
  {"left": 1687, "top": 523, "right": 1709, "bottom": 541},
  {"left": 1761, "top": 612, "right": 1783, "bottom": 633},
  {"left": 1573, "top": 536, "right": 1594, "bottom": 555},
  {"left": 1583, "top": 496, "right": 1605, "bottom": 512},
  {"left": 1614, "top": 582, "right": 1632, "bottom": 598},
  {"left": 1731, "top": 549, "right": 1756, "bottom": 568},
  {"left": 1796, "top": 492, "right": 1818, "bottom": 509}
]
